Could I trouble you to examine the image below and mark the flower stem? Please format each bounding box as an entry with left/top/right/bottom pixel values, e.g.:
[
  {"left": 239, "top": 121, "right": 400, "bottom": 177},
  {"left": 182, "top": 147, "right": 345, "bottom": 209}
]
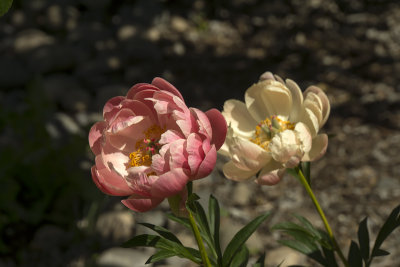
[
  {"left": 188, "top": 208, "right": 212, "bottom": 267},
  {"left": 294, "top": 167, "right": 349, "bottom": 267}
]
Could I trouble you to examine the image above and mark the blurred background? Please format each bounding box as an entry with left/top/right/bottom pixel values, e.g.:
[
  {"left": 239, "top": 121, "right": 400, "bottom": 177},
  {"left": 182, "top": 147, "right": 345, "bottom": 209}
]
[{"left": 1, "top": 0, "right": 399, "bottom": 266}]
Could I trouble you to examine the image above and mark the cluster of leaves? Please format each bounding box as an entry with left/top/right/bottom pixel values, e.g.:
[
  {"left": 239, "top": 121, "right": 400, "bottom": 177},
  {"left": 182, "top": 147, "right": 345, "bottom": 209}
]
[
  {"left": 276, "top": 163, "right": 400, "bottom": 267},
  {"left": 124, "top": 193, "right": 270, "bottom": 267},
  {"left": 273, "top": 205, "right": 400, "bottom": 267},
  {"left": 0, "top": 0, "right": 13, "bottom": 16}
]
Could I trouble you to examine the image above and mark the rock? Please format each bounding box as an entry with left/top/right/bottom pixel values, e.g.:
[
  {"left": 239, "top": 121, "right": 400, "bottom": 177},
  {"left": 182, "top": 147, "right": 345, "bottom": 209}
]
[
  {"left": 266, "top": 247, "right": 306, "bottom": 266},
  {"left": 54, "top": 112, "right": 83, "bottom": 135},
  {"left": 232, "top": 183, "right": 252, "bottom": 206},
  {"left": 97, "top": 247, "right": 153, "bottom": 267},
  {"left": 171, "top": 16, "right": 190, "bottom": 33},
  {"left": 96, "top": 210, "right": 135, "bottom": 243},
  {"left": 14, "top": 29, "right": 55, "bottom": 53},
  {"left": 117, "top": 25, "right": 137, "bottom": 41}
]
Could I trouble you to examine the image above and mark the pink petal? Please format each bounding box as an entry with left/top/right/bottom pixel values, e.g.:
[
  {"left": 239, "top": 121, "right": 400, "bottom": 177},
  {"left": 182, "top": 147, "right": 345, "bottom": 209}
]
[
  {"left": 93, "top": 155, "right": 133, "bottom": 195},
  {"left": 89, "top": 121, "right": 106, "bottom": 155},
  {"left": 159, "top": 130, "right": 184, "bottom": 145},
  {"left": 122, "top": 195, "right": 164, "bottom": 212},
  {"left": 256, "top": 168, "right": 285, "bottom": 186},
  {"left": 169, "top": 139, "right": 189, "bottom": 170},
  {"left": 126, "top": 83, "right": 159, "bottom": 99},
  {"left": 205, "top": 108, "right": 227, "bottom": 150},
  {"left": 91, "top": 166, "right": 114, "bottom": 195},
  {"left": 120, "top": 99, "right": 156, "bottom": 122},
  {"left": 103, "top": 96, "right": 125, "bottom": 122},
  {"left": 194, "top": 144, "right": 216, "bottom": 179},
  {"left": 151, "top": 77, "right": 184, "bottom": 101},
  {"left": 191, "top": 108, "right": 213, "bottom": 139},
  {"left": 186, "top": 133, "right": 204, "bottom": 175},
  {"left": 151, "top": 168, "right": 189, "bottom": 198}
]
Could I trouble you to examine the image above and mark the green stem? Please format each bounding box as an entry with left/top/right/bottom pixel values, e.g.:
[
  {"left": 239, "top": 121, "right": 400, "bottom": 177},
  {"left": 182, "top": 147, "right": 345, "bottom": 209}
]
[
  {"left": 188, "top": 207, "right": 212, "bottom": 267},
  {"left": 294, "top": 167, "right": 349, "bottom": 267}
]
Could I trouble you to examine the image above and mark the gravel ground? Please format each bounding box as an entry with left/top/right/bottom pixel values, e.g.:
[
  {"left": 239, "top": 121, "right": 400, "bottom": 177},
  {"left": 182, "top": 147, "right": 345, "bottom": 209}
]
[{"left": 1, "top": 0, "right": 399, "bottom": 266}]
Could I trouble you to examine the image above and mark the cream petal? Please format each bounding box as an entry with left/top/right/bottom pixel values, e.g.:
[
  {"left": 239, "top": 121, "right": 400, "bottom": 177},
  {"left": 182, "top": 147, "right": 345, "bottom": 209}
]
[
  {"left": 304, "top": 96, "right": 323, "bottom": 126},
  {"left": 245, "top": 80, "right": 292, "bottom": 122},
  {"left": 259, "top": 71, "right": 276, "bottom": 81},
  {"left": 285, "top": 79, "right": 304, "bottom": 122},
  {"left": 269, "top": 130, "right": 301, "bottom": 164},
  {"left": 223, "top": 161, "right": 259, "bottom": 181},
  {"left": 227, "top": 135, "right": 271, "bottom": 171},
  {"left": 299, "top": 108, "right": 319, "bottom": 137},
  {"left": 302, "top": 134, "right": 328, "bottom": 162},
  {"left": 294, "top": 122, "right": 312, "bottom": 153},
  {"left": 304, "top": 86, "right": 330, "bottom": 127},
  {"left": 222, "top": 99, "right": 257, "bottom": 138}
]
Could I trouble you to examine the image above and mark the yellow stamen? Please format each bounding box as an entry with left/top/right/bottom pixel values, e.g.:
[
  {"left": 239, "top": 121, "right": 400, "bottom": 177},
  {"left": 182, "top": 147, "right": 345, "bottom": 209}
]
[
  {"left": 250, "top": 116, "right": 294, "bottom": 150},
  {"left": 126, "top": 124, "right": 165, "bottom": 169}
]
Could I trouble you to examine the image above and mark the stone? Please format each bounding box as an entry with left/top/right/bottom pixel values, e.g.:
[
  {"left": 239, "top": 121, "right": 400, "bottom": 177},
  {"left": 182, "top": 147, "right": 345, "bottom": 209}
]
[
  {"left": 232, "top": 183, "right": 252, "bottom": 206},
  {"left": 97, "top": 247, "right": 153, "bottom": 267},
  {"left": 96, "top": 210, "right": 135, "bottom": 243},
  {"left": 267, "top": 247, "right": 307, "bottom": 266},
  {"left": 14, "top": 29, "right": 55, "bottom": 53}
]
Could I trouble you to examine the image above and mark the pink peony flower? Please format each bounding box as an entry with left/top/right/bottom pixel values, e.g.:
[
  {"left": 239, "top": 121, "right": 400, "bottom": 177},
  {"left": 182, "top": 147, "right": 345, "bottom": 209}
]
[{"left": 89, "top": 78, "right": 227, "bottom": 212}]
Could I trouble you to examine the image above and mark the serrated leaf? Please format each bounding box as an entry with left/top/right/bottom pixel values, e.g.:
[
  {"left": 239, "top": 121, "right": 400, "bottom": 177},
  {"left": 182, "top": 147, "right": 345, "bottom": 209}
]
[
  {"left": 371, "top": 205, "right": 400, "bottom": 258},
  {"left": 357, "top": 217, "right": 370, "bottom": 262},
  {"left": 252, "top": 252, "right": 265, "bottom": 267},
  {"left": 209, "top": 194, "right": 222, "bottom": 264},
  {"left": 222, "top": 212, "right": 270, "bottom": 267},
  {"left": 348, "top": 240, "right": 362, "bottom": 267},
  {"left": 278, "top": 239, "right": 326, "bottom": 265},
  {"left": 230, "top": 245, "right": 249, "bottom": 267},
  {"left": 146, "top": 249, "right": 176, "bottom": 264},
  {"left": 166, "top": 213, "right": 191, "bottom": 229},
  {"left": 139, "top": 223, "right": 182, "bottom": 244},
  {"left": 0, "top": 0, "right": 13, "bottom": 17}
]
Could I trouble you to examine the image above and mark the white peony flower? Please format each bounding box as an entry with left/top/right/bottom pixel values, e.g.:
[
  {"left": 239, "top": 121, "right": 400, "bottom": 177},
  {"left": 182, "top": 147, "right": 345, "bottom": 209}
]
[{"left": 220, "top": 71, "right": 330, "bottom": 185}]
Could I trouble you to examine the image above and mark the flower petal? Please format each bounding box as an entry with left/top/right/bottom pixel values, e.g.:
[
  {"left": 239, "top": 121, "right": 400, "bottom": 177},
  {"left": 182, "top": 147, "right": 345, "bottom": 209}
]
[
  {"left": 103, "top": 96, "right": 125, "bottom": 122},
  {"left": 245, "top": 80, "right": 292, "bottom": 122},
  {"left": 152, "top": 77, "right": 184, "bottom": 101},
  {"left": 122, "top": 195, "right": 164, "bottom": 212},
  {"left": 304, "top": 86, "right": 330, "bottom": 127},
  {"left": 205, "top": 108, "right": 227, "bottom": 150},
  {"left": 285, "top": 79, "right": 304, "bottom": 122},
  {"left": 256, "top": 168, "right": 285, "bottom": 186},
  {"left": 194, "top": 144, "right": 217, "bottom": 179},
  {"left": 89, "top": 121, "right": 106, "bottom": 155},
  {"left": 222, "top": 99, "right": 256, "bottom": 139},
  {"left": 222, "top": 161, "right": 259, "bottom": 181},
  {"left": 151, "top": 168, "right": 189, "bottom": 198},
  {"left": 302, "top": 134, "right": 328, "bottom": 162}
]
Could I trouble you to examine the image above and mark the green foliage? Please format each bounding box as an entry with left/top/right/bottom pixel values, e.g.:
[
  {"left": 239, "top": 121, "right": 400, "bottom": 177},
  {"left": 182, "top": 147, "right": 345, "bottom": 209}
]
[
  {"left": 0, "top": 0, "right": 13, "bottom": 16},
  {"left": 127, "top": 194, "right": 270, "bottom": 266},
  {"left": 272, "top": 214, "right": 337, "bottom": 267}
]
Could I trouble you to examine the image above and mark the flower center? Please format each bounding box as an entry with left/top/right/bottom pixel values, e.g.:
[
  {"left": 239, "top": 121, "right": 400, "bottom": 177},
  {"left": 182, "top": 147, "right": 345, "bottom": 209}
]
[
  {"left": 126, "top": 125, "right": 165, "bottom": 168},
  {"left": 250, "top": 115, "right": 295, "bottom": 150}
]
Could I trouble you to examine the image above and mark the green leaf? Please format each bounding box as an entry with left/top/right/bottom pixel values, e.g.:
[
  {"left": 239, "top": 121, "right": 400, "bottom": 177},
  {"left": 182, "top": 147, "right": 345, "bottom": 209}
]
[
  {"left": 146, "top": 249, "right": 176, "bottom": 264},
  {"left": 371, "top": 248, "right": 390, "bottom": 257},
  {"left": 209, "top": 194, "right": 223, "bottom": 264},
  {"left": 348, "top": 240, "right": 362, "bottom": 267},
  {"left": 357, "top": 217, "right": 370, "bottom": 263},
  {"left": 138, "top": 223, "right": 182, "bottom": 244},
  {"left": 222, "top": 212, "right": 270, "bottom": 267},
  {"left": 186, "top": 195, "right": 215, "bottom": 256},
  {"left": 166, "top": 213, "right": 191, "bottom": 229},
  {"left": 123, "top": 234, "right": 201, "bottom": 263},
  {"left": 278, "top": 239, "right": 326, "bottom": 265},
  {"left": 321, "top": 246, "right": 338, "bottom": 267},
  {"left": 371, "top": 205, "right": 400, "bottom": 258},
  {"left": 0, "top": 0, "right": 13, "bottom": 17},
  {"left": 252, "top": 252, "right": 265, "bottom": 267},
  {"left": 230, "top": 245, "right": 249, "bottom": 267}
]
